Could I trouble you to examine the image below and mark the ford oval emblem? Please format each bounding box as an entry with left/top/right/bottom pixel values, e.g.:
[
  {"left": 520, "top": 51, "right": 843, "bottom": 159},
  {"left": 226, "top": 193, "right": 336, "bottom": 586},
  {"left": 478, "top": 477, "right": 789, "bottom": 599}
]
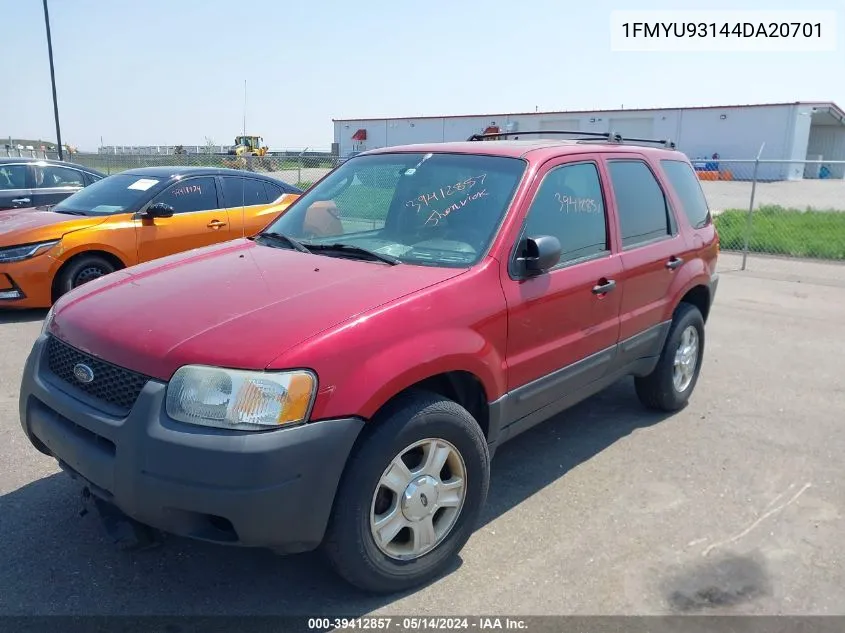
[{"left": 73, "top": 363, "right": 95, "bottom": 384}]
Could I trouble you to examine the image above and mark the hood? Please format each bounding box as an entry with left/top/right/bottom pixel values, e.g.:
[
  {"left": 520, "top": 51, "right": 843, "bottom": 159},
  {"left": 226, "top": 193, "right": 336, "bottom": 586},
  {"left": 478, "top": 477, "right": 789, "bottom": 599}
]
[
  {"left": 0, "top": 207, "right": 108, "bottom": 247},
  {"left": 50, "top": 239, "right": 466, "bottom": 380}
]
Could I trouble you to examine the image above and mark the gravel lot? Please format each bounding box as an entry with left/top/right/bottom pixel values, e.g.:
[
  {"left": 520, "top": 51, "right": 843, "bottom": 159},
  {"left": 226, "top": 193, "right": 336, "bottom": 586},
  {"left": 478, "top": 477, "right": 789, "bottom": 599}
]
[
  {"left": 266, "top": 167, "right": 332, "bottom": 187},
  {"left": 1, "top": 252, "right": 843, "bottom": 617}
]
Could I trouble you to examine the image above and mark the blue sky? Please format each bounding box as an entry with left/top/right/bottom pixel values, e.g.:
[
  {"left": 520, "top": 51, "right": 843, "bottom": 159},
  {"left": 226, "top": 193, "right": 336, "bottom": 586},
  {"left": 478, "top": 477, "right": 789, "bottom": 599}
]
[{"left": 2, "top": 0, "right": 843, "bottom": 151}]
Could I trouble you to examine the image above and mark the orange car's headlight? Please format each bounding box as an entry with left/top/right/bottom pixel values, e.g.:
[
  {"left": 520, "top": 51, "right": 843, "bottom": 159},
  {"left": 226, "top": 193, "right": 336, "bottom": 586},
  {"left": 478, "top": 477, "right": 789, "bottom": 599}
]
[{"left": 0, "top": 240, "right": 60, "bottom": 263}]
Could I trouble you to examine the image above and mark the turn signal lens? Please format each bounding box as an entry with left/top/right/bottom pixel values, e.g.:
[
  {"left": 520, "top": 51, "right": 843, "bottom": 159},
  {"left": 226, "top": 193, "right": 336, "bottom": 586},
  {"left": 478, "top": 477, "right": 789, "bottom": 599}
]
[{"left": 165, "top": 366, "right": 317, "bottom": 431}]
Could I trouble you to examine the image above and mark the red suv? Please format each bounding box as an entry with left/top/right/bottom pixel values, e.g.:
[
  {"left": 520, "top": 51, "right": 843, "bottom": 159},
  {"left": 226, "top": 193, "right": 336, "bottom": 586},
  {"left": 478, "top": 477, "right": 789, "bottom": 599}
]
[{"left": 19, "top": 134, "right": 719, "bottom": 594}]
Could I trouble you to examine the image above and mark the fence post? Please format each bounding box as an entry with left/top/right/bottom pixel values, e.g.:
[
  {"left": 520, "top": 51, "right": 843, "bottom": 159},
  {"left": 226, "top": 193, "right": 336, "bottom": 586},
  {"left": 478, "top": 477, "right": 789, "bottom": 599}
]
[
  {"left": 741, "top": 143, "right": 766, "bottom": 271},
  {"left": 298, "top": 148, "right": 308, "bottom": 185}
]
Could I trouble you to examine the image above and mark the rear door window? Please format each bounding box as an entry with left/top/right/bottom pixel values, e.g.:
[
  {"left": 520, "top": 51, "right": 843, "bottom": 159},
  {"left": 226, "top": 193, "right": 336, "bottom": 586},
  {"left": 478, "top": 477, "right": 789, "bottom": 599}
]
[
  {"left": 36, "top": 166, "right": 86, "bottom": 188},
  {"left": 606, "top": 160, "right": 674, "bottom": 249},
  {"left": 221, "top": 176, "right": 269, "bottom": 207}
]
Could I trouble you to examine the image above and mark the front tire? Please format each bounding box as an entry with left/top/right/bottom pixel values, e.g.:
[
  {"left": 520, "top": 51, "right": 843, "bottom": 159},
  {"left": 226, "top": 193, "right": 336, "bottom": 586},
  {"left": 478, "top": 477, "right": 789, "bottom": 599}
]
[
  {"left": 55, "top": 255, "right": 116, "bottom": 299},
  {"left": 635, "top": 302, "right": 705, "bottom": 412},
  {"left": 322, "top": 391, "right": 490, "bottom": 594}
]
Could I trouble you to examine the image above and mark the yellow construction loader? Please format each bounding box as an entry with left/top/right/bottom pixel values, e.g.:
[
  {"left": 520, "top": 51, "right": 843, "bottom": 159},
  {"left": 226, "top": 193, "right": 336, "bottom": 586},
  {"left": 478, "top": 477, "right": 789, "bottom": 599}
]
[
  {"left": 224, "top": 135, "right": 271, "bottom": 170},
  {"left": 228, "top": 135, "right": 268, "bottom": 157}
]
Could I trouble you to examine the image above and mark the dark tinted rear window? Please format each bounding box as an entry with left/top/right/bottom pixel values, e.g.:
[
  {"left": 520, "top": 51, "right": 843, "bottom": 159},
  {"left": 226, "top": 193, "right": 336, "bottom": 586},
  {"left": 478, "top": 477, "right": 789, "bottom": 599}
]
[
  {"left": 607, "top": 160, "right": 672, "bottom": 248},
  {"left": 661, "top": 159, "right": 711, "bottom": 228},
  {"left": 221, "top": 176, "right": 269, "bottom": 207}
]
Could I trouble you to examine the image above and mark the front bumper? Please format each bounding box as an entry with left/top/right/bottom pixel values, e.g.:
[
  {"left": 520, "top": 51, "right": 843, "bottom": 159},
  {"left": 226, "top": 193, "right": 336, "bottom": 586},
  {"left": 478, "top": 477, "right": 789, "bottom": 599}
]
[
  {"left": 19, "top": 333, "right": 364, "bottom": 553},
  {"left": 0, "top": 256, "right": 55, "bottom": 308}
]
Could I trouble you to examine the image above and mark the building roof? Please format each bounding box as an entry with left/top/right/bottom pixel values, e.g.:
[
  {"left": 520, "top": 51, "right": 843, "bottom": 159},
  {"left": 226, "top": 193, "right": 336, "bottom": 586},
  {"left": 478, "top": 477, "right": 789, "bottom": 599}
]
[{"left": 334, "top": 101, "right": 845, "bottom": 124}]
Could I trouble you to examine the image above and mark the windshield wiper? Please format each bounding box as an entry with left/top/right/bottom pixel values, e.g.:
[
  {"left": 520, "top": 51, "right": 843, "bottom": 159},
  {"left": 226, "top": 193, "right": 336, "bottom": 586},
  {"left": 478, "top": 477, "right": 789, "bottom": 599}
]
[
  {"left": 52, "top": 209, "right": 87, "bottom": 216},
  {"left": 305, "top": 242, "right": 401, "bottom": 265},
  {"left": 255, "top": 231, "right": 312, "bottom": 254}
]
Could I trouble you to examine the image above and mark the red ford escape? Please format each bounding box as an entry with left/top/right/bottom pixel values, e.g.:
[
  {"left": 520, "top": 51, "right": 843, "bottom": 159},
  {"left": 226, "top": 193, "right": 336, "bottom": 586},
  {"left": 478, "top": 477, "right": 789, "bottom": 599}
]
[{"left": 19, "top": 132, "right": 719, "bottom": 593}]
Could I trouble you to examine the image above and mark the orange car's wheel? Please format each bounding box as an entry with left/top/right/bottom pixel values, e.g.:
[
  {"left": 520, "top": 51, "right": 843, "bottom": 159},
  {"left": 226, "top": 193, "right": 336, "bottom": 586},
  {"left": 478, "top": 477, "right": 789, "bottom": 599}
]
[{"left": 56, "top": 255, "right": 116, "bottom": 299}]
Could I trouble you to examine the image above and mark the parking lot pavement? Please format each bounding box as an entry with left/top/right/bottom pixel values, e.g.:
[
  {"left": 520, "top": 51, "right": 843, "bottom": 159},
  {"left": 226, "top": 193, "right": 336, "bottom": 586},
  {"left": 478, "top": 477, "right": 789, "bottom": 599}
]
[{"left": 1, "top": 252, "right": 843, "bottom": 616}]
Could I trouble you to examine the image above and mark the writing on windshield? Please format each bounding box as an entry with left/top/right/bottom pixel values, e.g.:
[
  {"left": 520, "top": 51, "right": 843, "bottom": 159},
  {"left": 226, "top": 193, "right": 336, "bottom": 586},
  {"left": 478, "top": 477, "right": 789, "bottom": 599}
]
[
  {"left": 404, "top": 174, "right": 488, "bottom": 213},
  {"left": 424, "top": 188, "right": 490, "bottom": 227}
]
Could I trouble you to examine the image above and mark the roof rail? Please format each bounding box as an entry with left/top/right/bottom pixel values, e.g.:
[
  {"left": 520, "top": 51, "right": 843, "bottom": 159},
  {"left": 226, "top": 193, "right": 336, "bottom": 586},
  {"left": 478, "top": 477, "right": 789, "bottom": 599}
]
[
  {"left": 466, "top": 130, "right": 612, "bottom": 142},
  {"left": 465, "top": 130, "right": 676, "bottom": 149}
]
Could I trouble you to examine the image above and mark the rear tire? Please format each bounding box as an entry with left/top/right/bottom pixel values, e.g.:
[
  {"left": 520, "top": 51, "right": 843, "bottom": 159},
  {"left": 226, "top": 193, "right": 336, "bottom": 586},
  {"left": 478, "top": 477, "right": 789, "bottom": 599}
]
[
  {"left": 634, "top": 303, "right": 705, "bottom": 412},
  {"left": 56, "top": 255, "right": 116, "bottom": 299},
  {"left": 322, "top": 390, "right": 490, "bottom": 594}
]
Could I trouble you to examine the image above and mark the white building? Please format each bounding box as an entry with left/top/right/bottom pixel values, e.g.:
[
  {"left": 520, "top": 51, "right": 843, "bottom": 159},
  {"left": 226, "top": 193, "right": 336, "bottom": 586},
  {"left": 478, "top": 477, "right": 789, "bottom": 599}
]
[{"left": 333, "top": 101, "right": 845, "bottom": 180}]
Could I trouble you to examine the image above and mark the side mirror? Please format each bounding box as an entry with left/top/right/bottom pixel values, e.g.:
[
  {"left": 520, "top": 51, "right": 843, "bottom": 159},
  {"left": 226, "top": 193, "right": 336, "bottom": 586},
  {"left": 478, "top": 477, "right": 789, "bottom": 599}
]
[
  {"left": 144, "top": 202, "right": 174, "bottom": 218},
  {"left": 516, "top": 235, "right": 561, "bottom": 276}
]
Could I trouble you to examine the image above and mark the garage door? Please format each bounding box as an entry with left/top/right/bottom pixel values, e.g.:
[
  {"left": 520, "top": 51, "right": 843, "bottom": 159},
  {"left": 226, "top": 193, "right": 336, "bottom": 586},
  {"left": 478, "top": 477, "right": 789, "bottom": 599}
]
[
  {"left": 539, "top": 119, "right": 581, "bottom": 131},
  {"left": 608, "top": 117, "right": 654, "bottom": 139}
]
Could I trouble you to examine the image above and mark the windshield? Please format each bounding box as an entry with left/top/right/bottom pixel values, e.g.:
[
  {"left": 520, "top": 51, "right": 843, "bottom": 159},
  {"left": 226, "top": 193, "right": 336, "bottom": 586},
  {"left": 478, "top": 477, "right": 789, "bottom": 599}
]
[
  {"left": 260, "top": 152, "right": 526, "bottom": 267},
  {"left": 53, "top": 174, "right": 163, "bottom": 215}
]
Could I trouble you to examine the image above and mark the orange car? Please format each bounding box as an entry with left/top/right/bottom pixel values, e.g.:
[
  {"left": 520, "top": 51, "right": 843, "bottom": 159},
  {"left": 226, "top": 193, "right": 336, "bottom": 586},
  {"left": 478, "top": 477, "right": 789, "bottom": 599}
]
[{"left": 0, "top": 166, "right": 337, "bottom": 309}]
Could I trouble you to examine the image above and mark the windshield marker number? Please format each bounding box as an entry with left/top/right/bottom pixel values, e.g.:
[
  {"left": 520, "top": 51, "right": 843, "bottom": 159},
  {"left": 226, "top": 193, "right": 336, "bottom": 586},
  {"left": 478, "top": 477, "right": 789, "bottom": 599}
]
[
  {"left": 171, "top": 184, "right": 203, "bottom": 197},
  {"left": 405, "top": 174, "right": 487, "bottom": 214},
  {"left": 555, "top": 193, "right": 599, "bottom": 214}
]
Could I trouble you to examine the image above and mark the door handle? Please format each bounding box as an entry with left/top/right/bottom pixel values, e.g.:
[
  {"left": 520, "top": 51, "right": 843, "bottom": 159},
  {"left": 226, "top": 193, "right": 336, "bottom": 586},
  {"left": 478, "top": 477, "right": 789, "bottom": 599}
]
[
  {"left": 665, "top": 256, "right": 684, "bottom": 270},
  {"left": 12, "top": 198, "right": 31, "bottom": 205},
  {"left": 207, "top": 220, "right": 227, "bottom": 229},
  {"left": 592, "top": 279, "right": 616, "bottom": 295}
]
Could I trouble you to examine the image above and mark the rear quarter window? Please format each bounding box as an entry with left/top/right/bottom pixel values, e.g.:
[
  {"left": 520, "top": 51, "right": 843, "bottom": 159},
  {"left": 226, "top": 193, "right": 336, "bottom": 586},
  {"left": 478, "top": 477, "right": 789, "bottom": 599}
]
[
  {"left": 660, "top": 159, "right": 711, "bottom": 228},
  {"left": 263, "top": 179, "right": 299, "bottom": 201}
]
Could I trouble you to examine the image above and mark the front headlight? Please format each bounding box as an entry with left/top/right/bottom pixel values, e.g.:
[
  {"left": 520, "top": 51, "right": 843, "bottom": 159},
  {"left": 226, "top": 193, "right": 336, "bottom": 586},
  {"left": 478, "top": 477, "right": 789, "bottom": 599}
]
[
  {"left": 0, "top": 240, "right": 60, "bottom": 263},
  {"left": 165, "top": 365, "right": 317, "bottom": 431}
]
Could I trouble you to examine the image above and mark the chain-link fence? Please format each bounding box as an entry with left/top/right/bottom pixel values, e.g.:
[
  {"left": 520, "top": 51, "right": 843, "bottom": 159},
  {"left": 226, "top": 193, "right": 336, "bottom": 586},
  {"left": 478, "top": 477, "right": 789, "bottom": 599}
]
[
  {"left": 71, "top": 152, "right": 340, "bottom": 191},
  {"left": 702, "top": 159, "right": 845, "bottom": 266},
  {"left": 6, "top": 147, "right": 844, "bottom": 265},
  {"left": 2, "top": 147, "right": 341, "bottom": 192}
]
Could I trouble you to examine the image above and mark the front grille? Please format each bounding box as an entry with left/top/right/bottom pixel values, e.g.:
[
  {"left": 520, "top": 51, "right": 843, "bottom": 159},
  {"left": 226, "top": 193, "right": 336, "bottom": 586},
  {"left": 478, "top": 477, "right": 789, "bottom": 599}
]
[{"left": 46, "top": 336, "right": 150, "bottom": 412}]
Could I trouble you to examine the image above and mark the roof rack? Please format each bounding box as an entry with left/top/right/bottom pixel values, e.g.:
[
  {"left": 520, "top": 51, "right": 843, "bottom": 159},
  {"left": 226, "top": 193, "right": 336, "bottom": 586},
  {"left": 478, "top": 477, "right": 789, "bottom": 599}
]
[{"left": 465, "top": 130, "right": 676, "bottom": 149}]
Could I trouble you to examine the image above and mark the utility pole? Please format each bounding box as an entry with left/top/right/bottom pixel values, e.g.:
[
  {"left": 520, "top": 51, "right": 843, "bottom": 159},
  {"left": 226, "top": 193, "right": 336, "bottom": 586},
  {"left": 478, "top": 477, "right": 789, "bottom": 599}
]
[{"left": 43, "top": 0, "right": 63, "bottom": 161}]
